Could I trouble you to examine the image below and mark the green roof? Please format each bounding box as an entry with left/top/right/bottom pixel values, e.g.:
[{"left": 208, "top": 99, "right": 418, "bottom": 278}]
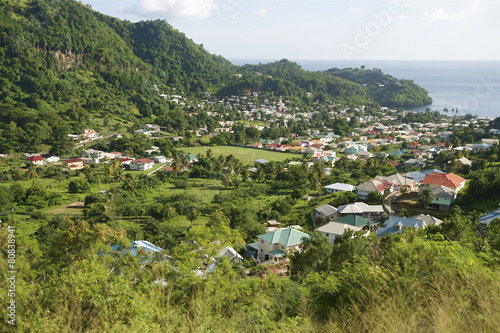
[
  {"left": 257, "top": 228, "right": 310, "bottom": 247},
  {"left": 269, "top": 250, "right": 286, "bottom": 257},
  {"left": 333, "top": 215, "right": 376, "bottom": 227}
]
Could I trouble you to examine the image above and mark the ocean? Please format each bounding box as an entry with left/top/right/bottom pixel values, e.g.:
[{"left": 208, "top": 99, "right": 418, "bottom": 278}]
[{"left": 229, "top": 59, "right": 500, "bottom": 119}]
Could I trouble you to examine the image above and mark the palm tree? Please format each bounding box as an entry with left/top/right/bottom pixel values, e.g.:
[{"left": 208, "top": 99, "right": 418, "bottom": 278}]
[
  {"left": 419, "top": 188, "right": 434, "bottom": 209},
  {"left": 123, "top": 175, "right": 137, "bottom": 191},
  {"left": 187, "top": 208, "right": 199, "bottom": 225},
  {"left": 114, "top": 170, "right": 126, "bottom": 182},
  {"left": 26, "top": 166, "right": 38, "bottom": 180}
]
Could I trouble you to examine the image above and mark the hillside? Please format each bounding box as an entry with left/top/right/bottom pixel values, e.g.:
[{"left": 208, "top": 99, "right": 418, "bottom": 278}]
[{"left": 0, "top": 0, "right": 432, "bottom": 154}]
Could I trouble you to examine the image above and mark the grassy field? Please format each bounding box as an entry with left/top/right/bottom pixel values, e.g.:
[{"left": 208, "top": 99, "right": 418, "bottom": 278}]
[{"left": 180, "top": 146, "right": 301, "bottom": 165}]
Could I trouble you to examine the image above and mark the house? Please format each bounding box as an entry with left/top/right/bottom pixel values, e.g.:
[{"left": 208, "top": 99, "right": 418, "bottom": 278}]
[
  {"left": 142, "top": 124, "right": 161, "bottom": 132},
  {"left": 337, "top": 202, "right": 384, "bottom": 218},
  {"left": 254, "top": 159, "right": 270, "bottom": 165},
  {"left": 323, "top": 183, "right": 356, "bottom": 194},
  {"left": 355, "top": 179, "right": 394, "bottom": 200},
  {"left": 110, "top": 240, "right": 166, "bottom": 263},
  {"left": 356, "top": 151, "right": 373, "bottom": 160},
  {"left": 333, "top": 214, "right": 379, "bottom": 231},
  {"left": 473, "top": 143, "right": 492, "bottom": 153},
  {"left": 403, "top": 159, "right": 425, "bottom": 170},
  {"left": 429, "top": 186, "right": 457, "bottom": 210},
  {"left": 130, "top": 158, "right": 154, "bottom": 171},
  {"left": 25, "top": 155, "right": 44, "bottom": 166},
  {"left": 315, "top": 222, "right": 364, "bottom": 244},
  {"left": 312, "top": 204, "right": 339, "bottom": 224},
  {"left": 345, "top": 143, "right": 368, "bottom": 154},
  {"left": 256, "top": 228, "right": 310, "bottom": 261},
  {"left": 420, "top": 172, "right": 466, "bottom": 192},
  {"left": 249, "top": 143, "right": 263, "bottom": 148},
  {"left": 455, "top": 157, "right": 472, "bottom": 167},
  {"left": 218, "top": 246, "right": 243, "bottom": 263},
  {"left": 375, "top": 174, "right": 417, "bottom": 192},
  {"left": 46, "top": 156, "right": 60, "bottom": 163},
  {"left": 152, "top": 156, "right": 167, "bottom": 164},
  {"left": 82, "top": 149, "right": 103, "bottom": 159},
  {"left": 479, "top": 209, "right": 500, "bottom": 226},
  {"left": 409, "top": 214, "right": 443, "bottom": 226},
  {"left": 376, "top": 216, "right": 426, "bottom": 236},
  {"left": 64, "top": 158, "right": 85, "bottom": 170},
  {"left": 118, "top": 158, "right": 133, "bottom": 165}
]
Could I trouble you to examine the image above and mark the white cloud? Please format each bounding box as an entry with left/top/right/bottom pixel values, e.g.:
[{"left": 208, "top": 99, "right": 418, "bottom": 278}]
[
  {"left": 124, "top": 0, "right": 218, "bottom": 21},
  {"left": 254, "top": 8, "right": 268, "bottom": 17},
  {"left": 348, "top": 6, "right": 357, "bottom": 14},
  {"left": 424, "top": 8, "right": 465, "bottom": 22}
]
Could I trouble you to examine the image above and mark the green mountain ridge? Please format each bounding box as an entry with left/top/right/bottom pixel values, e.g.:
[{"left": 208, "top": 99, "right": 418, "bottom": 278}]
[{"left": 0, "top": 0, "right": 431, "bottom": 153}]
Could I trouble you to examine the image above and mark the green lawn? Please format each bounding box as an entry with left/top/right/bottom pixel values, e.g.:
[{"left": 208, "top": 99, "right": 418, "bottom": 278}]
[{"left": 180, "top": 146, "right": 301, "bottom": 165}]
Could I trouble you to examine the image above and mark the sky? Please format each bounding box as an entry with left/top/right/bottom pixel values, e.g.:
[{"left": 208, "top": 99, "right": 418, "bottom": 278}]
[{"left": 84, "top": 0, "right": 500, "bottom": 61}]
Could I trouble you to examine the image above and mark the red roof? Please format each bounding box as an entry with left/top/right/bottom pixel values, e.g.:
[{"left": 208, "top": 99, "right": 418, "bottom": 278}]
[
  {"left": 26, "top": 155, "right": 43, "bottom": 161},
  {"left": 119, "top": 158, "right": 132, "bottom": 162},
  {"left": 131, "top": 158, "right": 154, "bottom": 164},
  {"left": 250, "top": 143, "right": 262, "bottom": 147},
  {"left": 65, "top": 159, "right": 83, "bottom": 163},
  {"left": 162, "top": 166, "right": 174, "bottom": 172},
  {"left": 110, "top": 151, "right": 122, "bottom": 154},
  {"left": 421, "top": 173, "right": 466, "bottom": 189},
  {"left": 434, "top": 142, "right": 446, "bottom": 147},
  {"left": 387, "top": 160, "right": 401, "bottom": 167},
  {"left": 407, "top": 142, "right": 420, "bottom": 146},
  {"left": 69, "top": 164, "right": 78, "bottom": 168}
]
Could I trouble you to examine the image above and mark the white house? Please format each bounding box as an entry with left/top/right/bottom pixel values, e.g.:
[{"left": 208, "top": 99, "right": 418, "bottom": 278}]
[
  {"left": 315, "top": 222, "right": 364, "bottom": 244},
  {"left": 323, "top": 183, "right": 356, "bottom": 194},
  {"left": 25, "top": 155, "right": 44, "bottom": 165},
  {"left": 130, "top": 158, "right": 154, "bottom": 171}
]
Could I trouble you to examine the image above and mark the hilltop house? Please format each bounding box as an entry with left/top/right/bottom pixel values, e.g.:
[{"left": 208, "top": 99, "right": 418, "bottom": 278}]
[{"left": 255, "top": 228, "right": 310, "bottom": 261}]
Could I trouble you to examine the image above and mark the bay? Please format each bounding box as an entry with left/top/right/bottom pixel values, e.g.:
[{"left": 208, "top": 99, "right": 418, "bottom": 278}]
[{"left": 230, "top": 59, "right": 500, "bottom": 119}]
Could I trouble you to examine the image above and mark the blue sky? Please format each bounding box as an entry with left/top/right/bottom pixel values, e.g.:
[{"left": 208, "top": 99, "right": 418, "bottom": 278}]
[{"left": 85, "top": 0, "right": 500, "bottom": 61}]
